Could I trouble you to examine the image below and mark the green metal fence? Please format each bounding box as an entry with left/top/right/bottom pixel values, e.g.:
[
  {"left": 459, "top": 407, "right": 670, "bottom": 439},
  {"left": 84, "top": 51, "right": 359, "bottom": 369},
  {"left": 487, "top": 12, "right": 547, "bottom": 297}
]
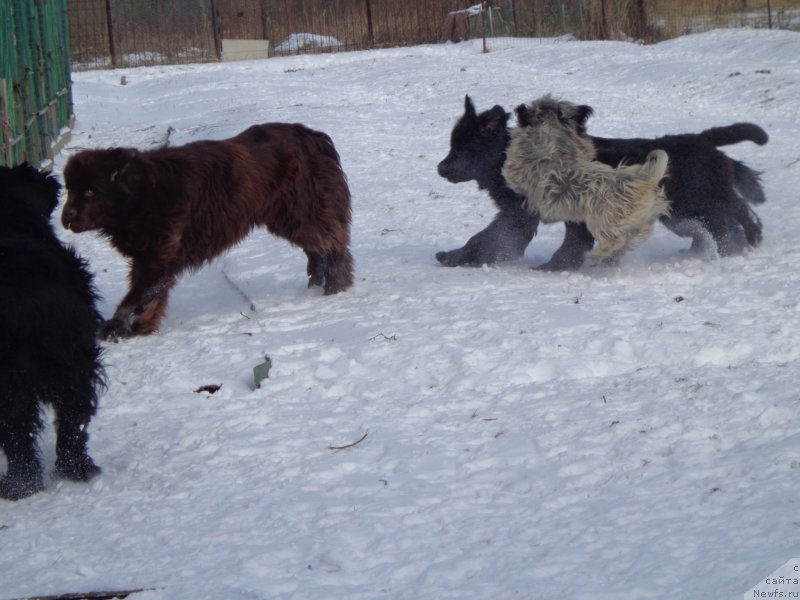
[{"left": 1, "top": 0, "right": 73, "bottom": 168}]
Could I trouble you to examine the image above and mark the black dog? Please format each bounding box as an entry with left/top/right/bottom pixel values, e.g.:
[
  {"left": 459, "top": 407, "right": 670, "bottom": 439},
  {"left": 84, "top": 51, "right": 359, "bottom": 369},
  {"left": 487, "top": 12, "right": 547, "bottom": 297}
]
[
  {"left": 0, "top": 164, "right": 104, "bottom": 500},
  {"left": 437, "top": 96, "right": 588, "bottom": 271},
  {"left": 437, "top": 95, "right": 768, "bottom": 269}
]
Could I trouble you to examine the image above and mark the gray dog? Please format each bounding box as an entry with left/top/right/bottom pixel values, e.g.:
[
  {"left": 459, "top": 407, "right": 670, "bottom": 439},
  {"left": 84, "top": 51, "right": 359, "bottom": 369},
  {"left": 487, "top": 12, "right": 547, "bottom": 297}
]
[{"left": 502, "top": 95, "right": 670, "bottom": 260}]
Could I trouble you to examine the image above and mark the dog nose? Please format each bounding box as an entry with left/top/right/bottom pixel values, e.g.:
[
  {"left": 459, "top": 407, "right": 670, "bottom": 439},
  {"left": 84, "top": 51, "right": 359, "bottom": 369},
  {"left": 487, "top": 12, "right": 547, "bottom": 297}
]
[
  {"left": 62, "top": 207, "right": 76, "bottom": 226},
  {"left": 437, "top": 160, "right": 450, "bottom": 178}
]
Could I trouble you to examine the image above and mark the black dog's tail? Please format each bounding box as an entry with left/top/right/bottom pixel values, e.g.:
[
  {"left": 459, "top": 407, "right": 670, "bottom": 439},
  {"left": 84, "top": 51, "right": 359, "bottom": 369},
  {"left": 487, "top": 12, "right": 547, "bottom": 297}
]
[
  {"left": 732, "top": 159, "right": 767, "bottom": 205},
  {"left": 701, "top": 122, "right": 769, "bottom": 147},
  {"left": 701, "top": 123, "right": 768, "bottom": 205}
]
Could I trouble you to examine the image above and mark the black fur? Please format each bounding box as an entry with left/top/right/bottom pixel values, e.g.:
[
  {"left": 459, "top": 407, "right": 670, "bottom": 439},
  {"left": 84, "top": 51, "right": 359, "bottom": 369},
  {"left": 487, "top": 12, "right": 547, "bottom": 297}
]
[
  {"left": 0, "top": 164, "right": 104, "bottom": 500},
  {"left": 437, "top": 95, "right": 768, "bottom": 269},
  {"left": 592, "top": 122, "right": 767, "bottom": 256},
  {"left": 436, "top": 96, "right": 593, "bottom": 270}
]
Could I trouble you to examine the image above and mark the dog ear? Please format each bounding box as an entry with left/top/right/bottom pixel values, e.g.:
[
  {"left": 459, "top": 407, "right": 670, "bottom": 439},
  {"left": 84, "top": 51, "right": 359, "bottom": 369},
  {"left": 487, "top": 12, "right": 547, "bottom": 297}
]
[
  {"left": 108, "top": 149, "right": 144, "bottom": 195},
  {"left": 514, "top": 104, "right": 532, "bottom": 127},
  {"left": 464, "top": 95, "right": 477, "bottom": 118},
  {"left": 35, "top": 171, "right": 61, "bottom": 218},
  {"left": 575, "top": 104, "right": 594, "bottom": 127},
  {"left": 481, "top": 105, "right": 509, "bottom": 134},
  {"left": 3, "top": 164, "right": 61, "bottom": 218}
]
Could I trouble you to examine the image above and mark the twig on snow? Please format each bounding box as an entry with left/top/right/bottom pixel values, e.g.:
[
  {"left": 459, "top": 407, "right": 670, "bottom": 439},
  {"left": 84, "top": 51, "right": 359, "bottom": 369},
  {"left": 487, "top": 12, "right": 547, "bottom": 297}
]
[
  {"left": 328, "top": 432, "right": 368, "bottom": 451},
  {"left": 13, "top": 589, "right": 150, "bottom": 600},
  {"left": 194, "top": 384, "right": 221, "bottom": 395},
  {"left": 368, "top": 332, "right": 397, "bottom": 342},
  {"left": 156, "top": 125, "right": 175, "bottom": 148},
  {"left": 220, "top": 264, "right": 257, "bottom": 312}
]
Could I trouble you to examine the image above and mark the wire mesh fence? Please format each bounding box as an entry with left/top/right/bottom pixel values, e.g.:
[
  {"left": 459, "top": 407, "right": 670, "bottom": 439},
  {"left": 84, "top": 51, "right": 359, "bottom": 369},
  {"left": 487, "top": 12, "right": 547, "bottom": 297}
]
[
  {"left": 68, "top": 0, "right": 800, "bottom": 72},
  {"left": 69, "top": 0, "right": 219, "bottom": 70}
]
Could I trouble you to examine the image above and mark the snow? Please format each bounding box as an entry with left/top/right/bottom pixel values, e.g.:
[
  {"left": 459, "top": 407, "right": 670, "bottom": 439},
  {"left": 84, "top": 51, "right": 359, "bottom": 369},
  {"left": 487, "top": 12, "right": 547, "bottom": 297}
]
[
  {"left": 273, "top": 33, "right": 343, "bottom": 54},
  {"left": 2, "top": 28, "right": 800, "bottom": 600},
  {"left": 449, "top": 4, "right": 484, "bottom": 17}
]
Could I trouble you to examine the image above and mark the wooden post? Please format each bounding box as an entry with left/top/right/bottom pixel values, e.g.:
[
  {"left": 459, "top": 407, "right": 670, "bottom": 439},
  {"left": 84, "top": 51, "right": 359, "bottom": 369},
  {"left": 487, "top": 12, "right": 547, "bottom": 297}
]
[
  {"left": 260, "top": 0, "right": 269, "bottom": 41},
  {"left": 0, "top": 78, "right": 12, "bottom": 165},
  {"left": 600, "top": 0, "right": 608, "bottom": 40},
  {"left": 209, "top": 0, "right": 222, "bottom": 60},
  {"left": 104, "top": 0, "right": 116, "bottom": 68},
  {"left": 510, "top": 0, "right": 518, "bottom": 37},
  {"left": 481, "top": 1, "right": 488, "bottom": 53},
  {"left": 365, "top": 0, "right": 374, "bottom": 46}
]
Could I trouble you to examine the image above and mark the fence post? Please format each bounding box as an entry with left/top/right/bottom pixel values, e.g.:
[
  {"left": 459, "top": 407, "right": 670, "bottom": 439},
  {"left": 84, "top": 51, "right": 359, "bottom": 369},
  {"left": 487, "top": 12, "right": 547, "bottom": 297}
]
[
  {"left": 260, "top": 0, "right": 269, "bottom": 41},
  {"left": 510, "top": 0, "right": 518, "bottom": 37},
  {"left": 104, "top": 0, "right": 116, "bottom": 68},
  {"left": 481, "top": 1, "right": 488, "bottom": 53},
  {"left": 602, "top": 0, "right": 609, "bottom": 39},
  {"left": 209, "top": 0, "right": 222, "bottom": 59},
  {"left": 0, "top": 79, "right": 11, "bottom": 165},
  {"left": 364, "top": 0, "right": 374, "bottom": 46}
]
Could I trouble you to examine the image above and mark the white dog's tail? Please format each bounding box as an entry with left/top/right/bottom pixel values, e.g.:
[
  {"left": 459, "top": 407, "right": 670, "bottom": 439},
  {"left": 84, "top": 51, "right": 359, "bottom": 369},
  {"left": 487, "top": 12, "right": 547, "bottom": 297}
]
[{"left": 640, "top": 149, "right": 669, "bottom": 183}]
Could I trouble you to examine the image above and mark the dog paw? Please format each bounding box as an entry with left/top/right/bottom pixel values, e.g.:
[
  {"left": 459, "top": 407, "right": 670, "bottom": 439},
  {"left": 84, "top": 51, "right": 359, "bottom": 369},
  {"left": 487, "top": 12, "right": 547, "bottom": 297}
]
[
  {"left": 56, "top": 455, "right": 101, "bottom": 482},
  {"left": 321, "top": 260, "right": 354, "bottom": 295},
  {"left": 99, "top": 318, "right": 133, "bottom": 341},
  {"left": 0, "top": 473, "right": 45, "bottom": 501},
  {"left": 436, "top": 248, "right": 484, "bottom": 267},
  {"left": 536, "top": 256, "right": 583, "bottom": 272},
  {"left": 435, "top": 249, "right": 461, "bottom": 267},
  {"left": 322, "top": 281, "right": 351, "bottom": 295},
  {"left": 585, "top": 255, "right": 620, "bottom": 268}
]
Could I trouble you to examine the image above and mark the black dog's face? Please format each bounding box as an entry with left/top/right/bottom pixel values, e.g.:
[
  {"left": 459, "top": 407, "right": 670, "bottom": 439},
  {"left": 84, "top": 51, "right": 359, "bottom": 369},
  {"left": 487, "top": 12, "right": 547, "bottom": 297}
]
[
  {"left": 437, "top": 95, "right": 510, "bottom": 185},
  {"left": 62, "top": 148, "right": 140, "bottom": 233},
  {"left": 0, "top": 164, "right": 61, "bottom": 219}
]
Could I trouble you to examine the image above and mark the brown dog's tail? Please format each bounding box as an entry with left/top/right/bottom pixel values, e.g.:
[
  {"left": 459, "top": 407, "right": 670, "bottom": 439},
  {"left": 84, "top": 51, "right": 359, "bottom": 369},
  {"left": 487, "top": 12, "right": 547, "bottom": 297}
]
[{"left": 701, "top": 123, "right": 768, "bottom": 147}]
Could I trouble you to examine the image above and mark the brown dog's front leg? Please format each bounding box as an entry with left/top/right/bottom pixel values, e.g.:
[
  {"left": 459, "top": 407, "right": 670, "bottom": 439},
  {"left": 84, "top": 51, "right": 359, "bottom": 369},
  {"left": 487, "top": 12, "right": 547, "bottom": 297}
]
[{"left": 101, "top": 262, "right": 177, "bottom": 340}]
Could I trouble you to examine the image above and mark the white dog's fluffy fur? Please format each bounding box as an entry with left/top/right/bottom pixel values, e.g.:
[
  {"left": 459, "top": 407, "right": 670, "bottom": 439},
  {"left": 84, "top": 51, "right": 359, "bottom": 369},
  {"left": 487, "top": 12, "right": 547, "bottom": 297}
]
[{"left": 502, "top": 95, "right": 670, "bottom": 259}]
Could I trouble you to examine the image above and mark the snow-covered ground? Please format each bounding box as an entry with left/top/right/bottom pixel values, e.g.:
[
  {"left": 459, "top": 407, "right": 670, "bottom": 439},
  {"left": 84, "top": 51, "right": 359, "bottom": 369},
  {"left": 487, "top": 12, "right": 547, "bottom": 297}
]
[
  {"left": 2, "top": 28, "right": 799, "bottom": 600},
  {"left": 273, "top": 33, "right": 343, "bottom": 55}
]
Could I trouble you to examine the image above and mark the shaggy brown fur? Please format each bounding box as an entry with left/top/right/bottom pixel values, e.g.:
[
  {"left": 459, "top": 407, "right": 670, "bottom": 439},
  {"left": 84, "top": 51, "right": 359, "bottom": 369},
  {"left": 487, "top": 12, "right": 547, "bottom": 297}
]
[
  {"left": 62, "top": 123, "right": 354, "bottom": 340},
  {"left": 502, "top": 95, "right": 670, "bottom": 259}
]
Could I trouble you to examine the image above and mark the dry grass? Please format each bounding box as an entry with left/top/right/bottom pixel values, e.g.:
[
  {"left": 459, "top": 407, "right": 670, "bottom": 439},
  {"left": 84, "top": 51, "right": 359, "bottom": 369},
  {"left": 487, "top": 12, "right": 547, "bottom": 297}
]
[
  {"left": 583, "top": 0, "right": 651, "bottom": 41},
  {"left": 649, "top": 0, "right": 800, "bottom": 39},
  {"left": 581, "top": 0, "right": 799, "bottom": 42}
]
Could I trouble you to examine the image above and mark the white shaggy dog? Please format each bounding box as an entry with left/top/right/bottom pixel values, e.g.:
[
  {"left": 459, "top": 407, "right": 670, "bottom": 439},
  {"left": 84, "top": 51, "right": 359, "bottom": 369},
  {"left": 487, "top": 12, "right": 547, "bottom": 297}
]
[{"left": 502, "top": 95, "right": 670, "bottom": 259}]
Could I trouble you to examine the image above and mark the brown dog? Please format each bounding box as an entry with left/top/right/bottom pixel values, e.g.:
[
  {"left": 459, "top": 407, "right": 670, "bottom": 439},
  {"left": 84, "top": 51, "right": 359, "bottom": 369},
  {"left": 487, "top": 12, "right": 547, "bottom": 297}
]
[{"left": 62, "top": 123, "right": 354, "bottom": 340}]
